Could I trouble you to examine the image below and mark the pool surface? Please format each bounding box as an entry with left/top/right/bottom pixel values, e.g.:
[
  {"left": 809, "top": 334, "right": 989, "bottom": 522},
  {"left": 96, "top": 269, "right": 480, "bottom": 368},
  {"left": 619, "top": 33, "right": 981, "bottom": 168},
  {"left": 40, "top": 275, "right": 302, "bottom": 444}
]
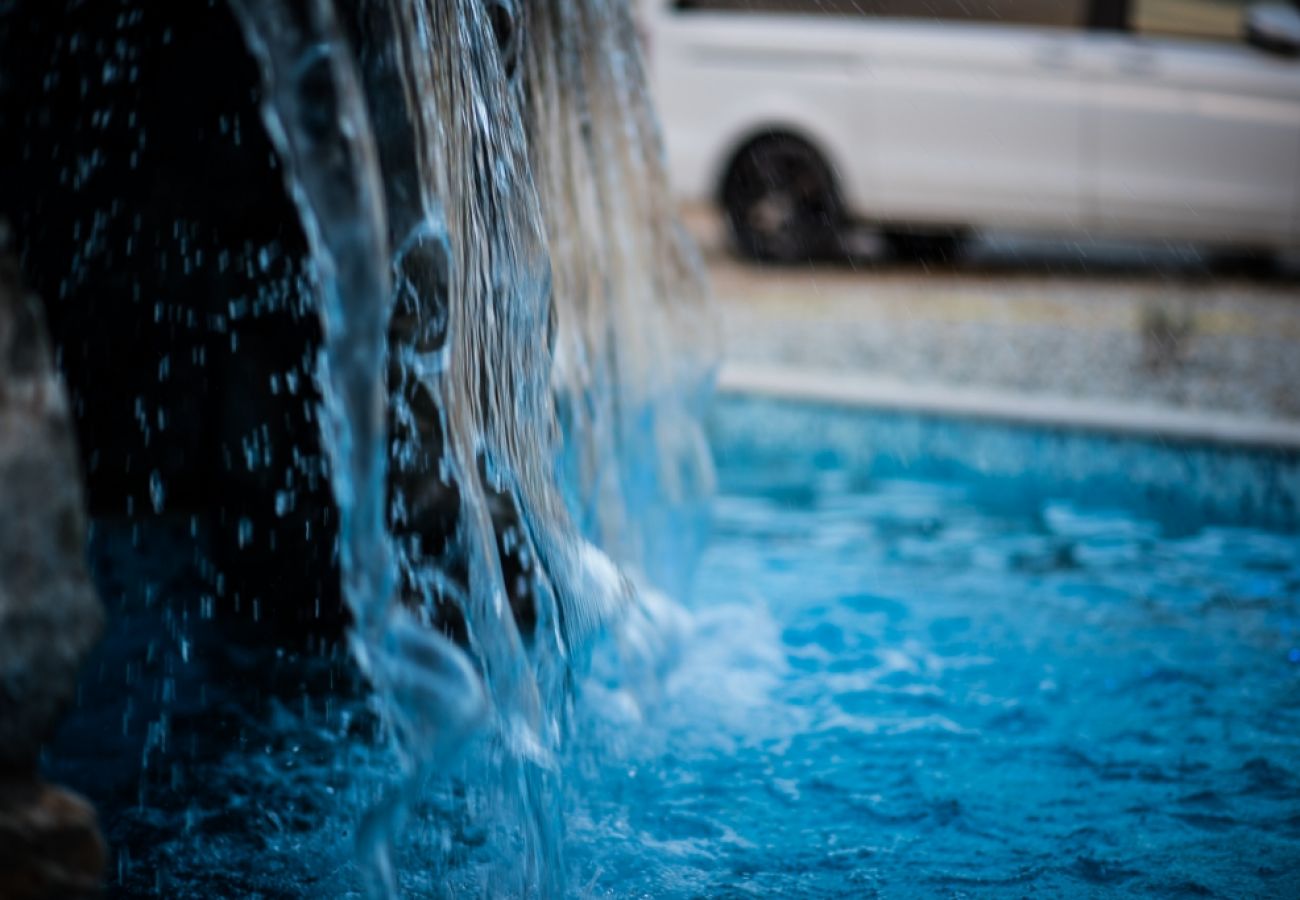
[
  {"left": 49, "top": 401, "right": 1300, "bottom": 897},
  {"left": 563, "top": 404, "right": 1300, "bottom": 898}
]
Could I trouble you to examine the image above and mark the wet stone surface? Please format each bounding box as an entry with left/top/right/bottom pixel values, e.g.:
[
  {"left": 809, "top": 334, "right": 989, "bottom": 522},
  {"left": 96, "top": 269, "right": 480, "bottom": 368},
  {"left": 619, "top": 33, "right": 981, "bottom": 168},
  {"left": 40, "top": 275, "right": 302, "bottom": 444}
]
[{"left": 0, "top": 249, "right": 106, "bottom": 895}]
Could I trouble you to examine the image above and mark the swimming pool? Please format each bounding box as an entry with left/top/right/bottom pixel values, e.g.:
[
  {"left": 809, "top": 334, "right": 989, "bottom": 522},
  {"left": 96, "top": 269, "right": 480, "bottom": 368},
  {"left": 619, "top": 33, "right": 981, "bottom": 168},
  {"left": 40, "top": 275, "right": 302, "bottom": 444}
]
[
  {"left": 562, "top": 397, "right": 1300, "bottom": 898},
  {"left": 50, "top": 396, "right": 1300, "bottom": 896}
]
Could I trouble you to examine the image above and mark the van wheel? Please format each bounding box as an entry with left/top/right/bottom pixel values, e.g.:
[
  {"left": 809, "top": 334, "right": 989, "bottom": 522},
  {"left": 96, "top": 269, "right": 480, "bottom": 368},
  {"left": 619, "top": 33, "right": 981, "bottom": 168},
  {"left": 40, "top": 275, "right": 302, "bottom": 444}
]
[{"left": 722, "top": 136, "right": 842, "bottom": 264}]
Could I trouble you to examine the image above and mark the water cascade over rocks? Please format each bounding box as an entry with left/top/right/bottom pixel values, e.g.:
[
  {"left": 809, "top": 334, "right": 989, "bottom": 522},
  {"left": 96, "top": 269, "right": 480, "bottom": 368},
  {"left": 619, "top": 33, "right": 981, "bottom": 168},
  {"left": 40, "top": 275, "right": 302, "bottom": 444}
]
[{"left": 0, "top": 0, "right": 711, "bottom": 895}]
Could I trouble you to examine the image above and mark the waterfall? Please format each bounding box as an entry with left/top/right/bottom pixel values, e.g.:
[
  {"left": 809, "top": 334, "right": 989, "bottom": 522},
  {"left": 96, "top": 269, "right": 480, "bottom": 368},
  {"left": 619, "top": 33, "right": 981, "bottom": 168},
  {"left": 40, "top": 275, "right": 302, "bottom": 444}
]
[
  {"left": 227, "top": 0, "right": 713, "bottom": 894},
  {"left": 523, "top": 1, "right": 715, "bottom": 593}
]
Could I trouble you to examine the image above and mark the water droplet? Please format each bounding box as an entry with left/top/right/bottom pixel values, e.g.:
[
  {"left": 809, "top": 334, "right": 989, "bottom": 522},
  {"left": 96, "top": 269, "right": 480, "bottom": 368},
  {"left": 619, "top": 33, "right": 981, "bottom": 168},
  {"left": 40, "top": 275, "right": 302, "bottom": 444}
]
[{"left": 148, "top": 470, "right": 165, "bottom": 512}]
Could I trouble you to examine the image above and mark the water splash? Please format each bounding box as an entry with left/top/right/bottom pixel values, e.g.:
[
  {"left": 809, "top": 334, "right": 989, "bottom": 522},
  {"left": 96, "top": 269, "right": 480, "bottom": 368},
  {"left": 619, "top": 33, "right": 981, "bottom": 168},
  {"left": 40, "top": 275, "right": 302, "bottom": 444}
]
[{"left": 228, "top": 0, "right": 712, "bottom": 894}]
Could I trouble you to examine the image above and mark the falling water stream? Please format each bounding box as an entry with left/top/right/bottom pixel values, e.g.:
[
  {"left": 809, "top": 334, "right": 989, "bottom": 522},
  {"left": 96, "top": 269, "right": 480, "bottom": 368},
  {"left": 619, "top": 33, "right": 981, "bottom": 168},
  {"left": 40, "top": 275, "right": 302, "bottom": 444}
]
[{"left": 224, "top": 0, "right": 711, "bottom": 894}]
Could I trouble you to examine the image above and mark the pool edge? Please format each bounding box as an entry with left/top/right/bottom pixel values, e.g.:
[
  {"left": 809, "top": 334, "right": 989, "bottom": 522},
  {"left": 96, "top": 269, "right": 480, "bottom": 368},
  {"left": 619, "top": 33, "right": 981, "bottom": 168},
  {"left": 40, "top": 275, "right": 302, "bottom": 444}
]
[{"left": 717, "top": 363, "right": 1300, "bottom": 452}]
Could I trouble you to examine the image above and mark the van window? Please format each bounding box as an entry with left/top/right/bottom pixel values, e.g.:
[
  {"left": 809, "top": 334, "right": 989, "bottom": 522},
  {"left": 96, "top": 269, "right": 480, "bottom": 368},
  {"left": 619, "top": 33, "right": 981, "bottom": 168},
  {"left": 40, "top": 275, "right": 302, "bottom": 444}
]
[
  {"left": 1130, "top": 0, "right": 1252, "bottom": 41},
  {"left": 672, "top": 0, "right": 1087, "bottom": 28}
]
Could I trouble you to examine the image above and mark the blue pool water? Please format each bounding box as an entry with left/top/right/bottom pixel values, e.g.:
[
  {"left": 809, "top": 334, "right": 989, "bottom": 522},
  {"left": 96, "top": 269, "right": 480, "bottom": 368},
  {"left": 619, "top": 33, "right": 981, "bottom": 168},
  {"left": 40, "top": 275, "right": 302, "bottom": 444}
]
[
  {"left": 562, "top": 402, "right": 1300, "bottom": 898},
  {"left": 51, "top": 400, "right": 1300, "bottom": 897}
]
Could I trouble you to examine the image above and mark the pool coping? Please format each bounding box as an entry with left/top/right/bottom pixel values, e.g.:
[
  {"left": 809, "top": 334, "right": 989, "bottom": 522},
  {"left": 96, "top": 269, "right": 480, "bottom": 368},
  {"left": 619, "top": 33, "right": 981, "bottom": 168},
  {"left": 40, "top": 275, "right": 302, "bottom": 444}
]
[{"left": 717, "top": 363, "right": 1300, "bottom": 452}]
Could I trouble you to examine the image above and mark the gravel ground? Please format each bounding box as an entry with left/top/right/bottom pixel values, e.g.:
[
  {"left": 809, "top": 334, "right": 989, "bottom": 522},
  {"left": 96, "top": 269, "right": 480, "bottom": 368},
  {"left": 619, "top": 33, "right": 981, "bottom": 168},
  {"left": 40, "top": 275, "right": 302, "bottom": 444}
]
[{"left": 685, "top": 208, "right": 1300, "bottom": 422}]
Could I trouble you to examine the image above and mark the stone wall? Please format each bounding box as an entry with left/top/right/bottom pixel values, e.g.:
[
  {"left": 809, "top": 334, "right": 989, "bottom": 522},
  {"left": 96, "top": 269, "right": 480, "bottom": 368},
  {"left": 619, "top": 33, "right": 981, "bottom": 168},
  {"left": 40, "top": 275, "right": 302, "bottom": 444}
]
[{"left": 0, "top": 243, "right": 105, "bottom": 898}]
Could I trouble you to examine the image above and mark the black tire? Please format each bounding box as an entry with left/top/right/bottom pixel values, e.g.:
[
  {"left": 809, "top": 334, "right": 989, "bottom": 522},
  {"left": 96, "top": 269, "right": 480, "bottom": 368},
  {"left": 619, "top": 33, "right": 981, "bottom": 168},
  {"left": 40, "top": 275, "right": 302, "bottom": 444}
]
[{"left": 722, "top": 136, "right": 843, "bottom": 264}]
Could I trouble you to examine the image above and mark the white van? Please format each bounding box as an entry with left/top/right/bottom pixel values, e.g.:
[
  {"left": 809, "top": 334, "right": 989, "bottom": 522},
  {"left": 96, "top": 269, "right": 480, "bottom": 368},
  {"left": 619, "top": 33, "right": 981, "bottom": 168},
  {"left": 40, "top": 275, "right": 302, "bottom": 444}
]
[{"left": 646, "top": 1, "right": 1300, "bottom": 261}]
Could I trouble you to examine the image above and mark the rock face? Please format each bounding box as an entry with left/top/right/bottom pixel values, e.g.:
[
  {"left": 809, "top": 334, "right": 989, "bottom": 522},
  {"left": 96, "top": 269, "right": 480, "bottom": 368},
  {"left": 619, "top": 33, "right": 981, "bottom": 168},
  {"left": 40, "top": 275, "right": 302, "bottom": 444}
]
[
  {"left": 0, "top": 246, "right": 106, "bottom": 896},
  {"left": 0, "top": 778, "right": 106, "bottom": 900},
  {"left": 0, "top": 0, "right": 346, "bottom": 646}
]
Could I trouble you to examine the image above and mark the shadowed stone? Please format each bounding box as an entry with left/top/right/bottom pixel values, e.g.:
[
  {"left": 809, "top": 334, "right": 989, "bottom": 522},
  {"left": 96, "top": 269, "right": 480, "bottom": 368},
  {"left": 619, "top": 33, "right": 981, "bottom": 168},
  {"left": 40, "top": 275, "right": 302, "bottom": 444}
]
[
  {"left": 0, "top": 244, "right": 105, "bottom": 895},
  {"left": 0, "top": 778, "right": 106, "bottom": 900}
]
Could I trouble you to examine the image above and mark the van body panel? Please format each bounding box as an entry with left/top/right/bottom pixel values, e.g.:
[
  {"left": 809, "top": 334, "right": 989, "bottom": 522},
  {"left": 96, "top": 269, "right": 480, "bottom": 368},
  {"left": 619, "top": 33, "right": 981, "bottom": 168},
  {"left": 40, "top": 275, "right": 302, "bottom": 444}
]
[{"left": 648, "top": 1, "right": 1300, "bottom": 250}]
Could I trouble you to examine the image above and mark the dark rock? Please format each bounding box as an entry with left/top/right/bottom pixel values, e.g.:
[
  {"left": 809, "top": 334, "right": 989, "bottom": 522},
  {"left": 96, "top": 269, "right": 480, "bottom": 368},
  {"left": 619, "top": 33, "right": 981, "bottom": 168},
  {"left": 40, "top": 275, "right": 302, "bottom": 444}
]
[
  {"left": 0, "top": 248, "right": 103, "bottom": 773},
  {"left": 0, "top": 248, "right": 106, "bottom": 896},
  {"left": 0, "top": 0, "right": 345, "bottom": 645},
  {"left": 0, "top": 778, "right": 106, "bottom": 900}
]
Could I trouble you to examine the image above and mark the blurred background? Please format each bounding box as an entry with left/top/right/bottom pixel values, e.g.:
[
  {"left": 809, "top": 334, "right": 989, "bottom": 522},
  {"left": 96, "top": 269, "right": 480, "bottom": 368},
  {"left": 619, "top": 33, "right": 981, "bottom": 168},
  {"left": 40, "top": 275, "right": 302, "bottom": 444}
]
[{"left": 639, "top": 0, "right": 1300, "bottom": 427}]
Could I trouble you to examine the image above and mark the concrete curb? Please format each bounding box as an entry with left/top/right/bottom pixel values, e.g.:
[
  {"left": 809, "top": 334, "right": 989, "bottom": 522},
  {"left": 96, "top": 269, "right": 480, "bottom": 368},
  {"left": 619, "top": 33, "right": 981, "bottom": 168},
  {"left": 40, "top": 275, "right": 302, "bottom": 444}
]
[{"left": 717, "top": 363, "right": 1300, "bottom": 452}]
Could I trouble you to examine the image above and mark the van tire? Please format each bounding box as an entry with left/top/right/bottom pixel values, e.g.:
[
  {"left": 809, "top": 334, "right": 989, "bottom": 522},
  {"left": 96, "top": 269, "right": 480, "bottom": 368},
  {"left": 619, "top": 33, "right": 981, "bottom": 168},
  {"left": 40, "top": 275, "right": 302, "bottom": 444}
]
[{"left": 722, "top": 136, "right": 843, "bottom": 264}]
